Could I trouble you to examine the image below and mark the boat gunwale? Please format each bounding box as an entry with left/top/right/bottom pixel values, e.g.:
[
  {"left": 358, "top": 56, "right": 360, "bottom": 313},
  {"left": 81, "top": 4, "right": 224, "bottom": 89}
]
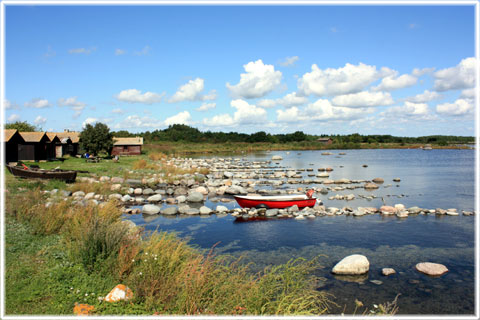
[{"left": 234, "top": 194, "right": 316, "bottom": 202}]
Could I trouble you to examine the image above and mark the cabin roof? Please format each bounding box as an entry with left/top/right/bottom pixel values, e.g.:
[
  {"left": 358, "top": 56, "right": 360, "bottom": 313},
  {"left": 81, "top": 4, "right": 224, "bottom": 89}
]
[
  {"left": 19, "top": 132, "right": 47, "bottom": 142},
  {"left": 54, "top": 131, "right": 80, "bottom": 143},
  {"left": 317, "top": 137, "right": 332, "bottom": 141},
  {"left": 46, "top": 132, "right": 58, "bottom": 141},
  {"left": 113, "top": 137, "right": 143, "bottom": 146},
  {"left": 4, "top": 129, "right": 18, "bottom": 142}
]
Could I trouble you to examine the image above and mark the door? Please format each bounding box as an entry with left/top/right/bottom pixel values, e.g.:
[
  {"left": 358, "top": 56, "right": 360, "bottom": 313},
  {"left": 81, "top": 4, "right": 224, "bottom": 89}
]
[{"left": 18, "top": 144, "right": 35, "bottom": 160}]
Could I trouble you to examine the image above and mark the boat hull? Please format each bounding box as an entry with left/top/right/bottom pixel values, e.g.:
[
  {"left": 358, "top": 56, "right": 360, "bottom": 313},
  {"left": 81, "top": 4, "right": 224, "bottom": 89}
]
[
  {"left": 234, "top": 195, "right": 316, "bottom": 209},
  {"left": 6, "top": 165, "right": 77, "bottom": 183}
]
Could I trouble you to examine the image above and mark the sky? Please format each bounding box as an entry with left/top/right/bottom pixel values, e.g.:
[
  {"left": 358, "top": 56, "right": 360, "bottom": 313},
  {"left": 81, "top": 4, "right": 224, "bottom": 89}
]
[{"left": 3, "top": 3, "right": 477, "bottom": 136}]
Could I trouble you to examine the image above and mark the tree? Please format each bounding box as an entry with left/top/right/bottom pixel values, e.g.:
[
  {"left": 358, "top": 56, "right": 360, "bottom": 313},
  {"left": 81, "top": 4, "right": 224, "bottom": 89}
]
[
  {"left": 5, "top": 121, "right": 39, "bottom": 131},
  {"left": 79, "top": 123, "right": 113, "bottom": 155}
]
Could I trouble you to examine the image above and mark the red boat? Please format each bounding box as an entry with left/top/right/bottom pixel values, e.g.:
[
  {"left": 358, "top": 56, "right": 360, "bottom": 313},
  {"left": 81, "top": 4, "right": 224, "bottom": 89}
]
[{"left": 234, "top": 192, "right": 316, "bottom": 209}]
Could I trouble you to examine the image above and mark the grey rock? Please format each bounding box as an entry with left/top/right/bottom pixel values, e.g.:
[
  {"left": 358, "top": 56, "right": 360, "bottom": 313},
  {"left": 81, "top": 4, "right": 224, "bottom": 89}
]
[
  {"left": 147, "top": 194, "right": 162, "bottom": 202},
  {"left": 111, "top": 177, "right": 124, "bottom": 184},
  {"left": 143, "top": 188, "right": 154, "bottom": 195},
  {"left": 382, "top": 268, "right": 396, "bottom": 276},
  {"left": 178, "top": 205, "right": 190, "bottom": 214},
  {"left": 176, "top": 195, "right": 187, "bottom": 203},
  {"left": 61, "top": 190, "right": 72, "bottom": 197},
  {"left": 134, "top": 188, "right": 143, "bottom": 195},
  {"left": 332, "top": 254, "right": 370, "bottom": 275},
  {"left": 142, "top": 204, "right": 161, "bottom": 215},
  {"left": 174, "top": 187, "right": 188, "bottom": 196},
  {"left": 199, "top": 206, "right": 212, "bottom": 215},
  {"left": 161, "top": 206, "right": 178, "bottom": 215},
  {"left": 416, "top": 262, "right": 449, "bottom": 276},
  {"left": 84, "top": 192, "right": 95, "bottom": 200},
  {"left": 126, "top": 179, "right": 142, "bottom": 186},
  {"left": 185, "top": 208, "right": 200, "bottom": 215},
  {"left": 108, "top": 193, "right": 122, "bottom": 200},
  {"left": 72, "top": 191, "right": 85, "bottom": 197},
  {"left": 187, "top": 192, "right": 204, "bottom": 202},
  {"left": 216, "top": 205, "right": 229, "bottom": 213},
  {"left": 265, "top": 209, "right": 278, "bottom": 217},
  {"left": 121, "top": 194, "right": 132, "bottom": 202}
]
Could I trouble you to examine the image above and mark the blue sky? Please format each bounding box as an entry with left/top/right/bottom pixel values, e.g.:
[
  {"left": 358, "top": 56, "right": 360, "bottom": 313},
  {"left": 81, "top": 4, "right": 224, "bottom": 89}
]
[{"left": 3, "top": 4, "right": 477, "bottom": 136}]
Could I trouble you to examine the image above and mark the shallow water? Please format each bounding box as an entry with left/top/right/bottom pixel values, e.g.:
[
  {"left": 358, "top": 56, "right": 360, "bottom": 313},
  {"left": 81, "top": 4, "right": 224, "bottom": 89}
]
[{"left": 126, "top": 149, "right": 476, "bottom": 315}]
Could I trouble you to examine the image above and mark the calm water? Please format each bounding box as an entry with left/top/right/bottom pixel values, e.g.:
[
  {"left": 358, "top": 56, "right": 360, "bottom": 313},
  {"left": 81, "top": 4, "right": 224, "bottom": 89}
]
[{"left": 126, "top": 149, "right": 477, "bottom": 315}]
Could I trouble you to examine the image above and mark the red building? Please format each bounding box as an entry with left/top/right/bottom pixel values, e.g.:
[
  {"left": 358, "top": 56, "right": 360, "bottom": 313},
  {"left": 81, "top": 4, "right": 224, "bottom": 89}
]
[{"left": 111, "top": 137, "right": 143, "bottom": 156}]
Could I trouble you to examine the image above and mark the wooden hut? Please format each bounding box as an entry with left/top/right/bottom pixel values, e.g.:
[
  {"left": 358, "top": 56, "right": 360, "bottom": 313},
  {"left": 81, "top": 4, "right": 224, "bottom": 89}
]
[
  {"left": 53, "top": 130, "right": 80, "bottom": 156},
  {"left": 4, "top": 129, "right": 25, "bottom": 163},
  {"left": 317, "top": 137, "right": 333, "bottom": 145},
  {"left": 18, "top": 132, "right": 50, "bottom": 161},
  {"left": 111, "top": 137, "right": 143, "bottom": 156},
  {"left": 46, "top": 133, "right": 60, "bottom": 160}
]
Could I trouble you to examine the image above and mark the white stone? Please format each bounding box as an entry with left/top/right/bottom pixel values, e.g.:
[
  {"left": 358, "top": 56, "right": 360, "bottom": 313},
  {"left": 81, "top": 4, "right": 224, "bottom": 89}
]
[
  {"left": 142, "top": 204, "right": 161, "bottom": 215},
  {"left": 332, "top": 254, "right": 370, "bottom": 275}
]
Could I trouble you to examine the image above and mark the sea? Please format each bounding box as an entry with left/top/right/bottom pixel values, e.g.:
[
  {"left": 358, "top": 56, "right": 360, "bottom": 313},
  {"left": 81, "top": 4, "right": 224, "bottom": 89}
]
[{"left": 126, "top": 149, "right": 477, "bottom": 315}]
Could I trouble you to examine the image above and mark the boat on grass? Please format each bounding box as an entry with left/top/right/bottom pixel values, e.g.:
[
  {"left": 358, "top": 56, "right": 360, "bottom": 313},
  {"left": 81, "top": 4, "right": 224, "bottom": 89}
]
[
  {"left": 234, "top": 191, "right": 316, "bottom": 209},
  {"left": 6, "top": 164, "right": 77, "bottom": 182}
]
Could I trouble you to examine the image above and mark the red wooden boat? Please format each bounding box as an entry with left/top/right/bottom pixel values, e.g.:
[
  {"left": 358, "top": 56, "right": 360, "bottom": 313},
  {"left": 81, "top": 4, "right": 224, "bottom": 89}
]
[{"left": 234, "top": 192, "right": 316, "bottom": 209}]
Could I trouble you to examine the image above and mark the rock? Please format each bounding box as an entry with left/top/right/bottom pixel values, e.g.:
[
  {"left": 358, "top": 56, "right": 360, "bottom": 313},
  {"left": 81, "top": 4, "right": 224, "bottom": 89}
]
[
  {"left": 194, "top": 186, "right": 208, "bottom": 195},
  {"left": 415, "top": 262, "right": 449, "bottom": 276},
  {"left": 110, "top": 184, "right": 122, "bottom": 191},
  {"left": 265, "top": 209, "right": 278, "bottom": 217},
  {"left": 199, "top": 206, "right": 212, "bottom": 215},
  {"left": 165, "top": 197, "right": 176, "bottom": 204},
  {"left": 161, "top": 206, "right": 178, "bottom": 215},
  {"left": 142, "top": 188, "right": 154, "bottom": 195},
  {"left": 105, "top": 284, "right": 133, "bottom": 303},
  {"left": 216, "top": 205, "right": 228, "bottom": 213},
  {"left": 73, "top": 303, "right": 95, "bottom": 316},
  {"left": 225, "top": 186, "right": 247, "bottom": 195},
  {"left": 185, "top": 208, "right": 200, "bottom": 215},
  {"left": 142, "top": 204, "right": 161, "bottom": 215},
  {"left": 317, "top": 172, "right": 330, "bottom": 178},
  {"left": 372, "top": 177, "right": 384, "bottom": 184},
  {"left": 271, "top": 155, "right": 283, "bottom": 160},
  {"left": 223, "top": 171, "right": 233, "bottom": 178},
  {"left": 100, "top": 176, "right": 110, "bottom": 182},
  {"left": 126, "top": 179, "right": 142, "bottom": 186},
  {"left": 446, "top": 210, "right": 459, "bottom": 216},
  {"left": 382, "top": 268, "right": 396, "bottom": 276},
  {"left": 121, "top": 194, "right": 132, "bottom": 202},
  {"left": 396, "top": 211, "right": 409, "bottom": 218},
  {"left": 408, "top": 206, "right": 422, "bottom": 214},
  {"left": 364, "top": 183, "right": 379, "bottom": 189},
  {"left": 295, "top": 215, "right": 305, "bottom": 220},
  {"left": 61, "top": 190, "right": 72, "bottom": 197},
  {"left": 370, "top": 280, "right": 383, "bottom": 285},
  {"left": 84, "top": 192, "right": 95, "bottom": 200},
  {"left": 380, "top": 206, "right": 397, "bottom": 215},
  {"left": 174, "top": 187, "right": 188, "bottom": 196},
  {"left": 288, "top": 205, "right": 299, "bottom": 213},
  {"left": 178, "top": 205, "right": 190, "bottom": 214},
  {"left": 435, "top": 208, "right": 447, "bottom": 215},
  {"left": 319, "top": 188, "right": 329, "bottom": 194},
  {"left": 393, "top": 178, "right": 401, "bottom": 182},
  {"left": 176, "top": 195, "right": 187, "bottom": 203},
  {"left": 332, "top": 254, "right": 370, "bottom": 275},
  {"left": 325, "top": 167, "right": 333, "bottom": 172},
  {"left": 362, "top": 164, "right": 368, "bottom": 167},
  {"left": 134, "top": 188, "right": 143, "bottom": 195},
  {"left": 72, "top": 191, "right": 85, "bottom": 197},
  {"left": 147, "top": 194, "right": 162, "bottom": 202},
  {"left": 394, "top": 204, "right": 405, "bottom": 211},
  {"left": 111, "top": 177, "right": 124, "bottom": 184},
  {"left": 187, "top": 192, "right": 204, "bottom": 202}
]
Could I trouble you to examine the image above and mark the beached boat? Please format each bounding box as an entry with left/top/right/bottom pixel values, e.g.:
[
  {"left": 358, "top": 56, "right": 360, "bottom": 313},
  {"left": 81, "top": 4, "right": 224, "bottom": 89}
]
[
  {"left": 6, "top": 164, "right": 77, "bottom": 182},
  {"left": 234, "top": 192, "right": 316, "bottom": 209}
]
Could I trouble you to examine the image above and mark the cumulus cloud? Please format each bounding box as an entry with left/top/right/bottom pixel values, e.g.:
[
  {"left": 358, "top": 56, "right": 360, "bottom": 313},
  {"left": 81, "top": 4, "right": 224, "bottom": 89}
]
[
  {"left": 202, "top": 114, "right": 235, "bottom": 127},
  {"left": 169, "top": 78, "right": 216, "bottom": 103},
  {"left": 405, "top": 90, "right": 443, "bottom": 103},
  {"left": 433, "top": 57, "right": 476, "bottom": 91},
  {"left": 332, "top": 91, "right": 394, "bottom": 108},
  {"left": 196, "top": 102, "right": 216, "bottom": 112},
  {"left": 257, "top": 99, "right": 277, "bottom": 108},
  {"left": 460, "top": 88, "right": 476, "bottom": 99},
  {"left": 436, "top": 99, "right": 473, "bottom": 115},
  {"left": 134, "top": 46, "right": 151, "bottom": 56},
  {"left": 57, "top": 96, "right": 87, "bottom": 117},
  {"left": 7, "top": 114, "right": 20, "bottom": 122},
  {"left": 68, "top": 47, "right": 96, "bottom": 55},
  {"left": 276, "top": 107, "right": 301, "bottom": 123},
  {"left": 24, "top": 98, "right": 51, "bottom": 108},
  {"left": 34, "top": 115, "right": 47, "bottom": 126},
  {"left": 114, "top": 115, "right": 163, "bottom": 129},
  {"left": 164, "top": 111, "right": 192, "bottom": 126},
  {"left": 372, "top": 73, "right": 417, "bottom": 91},
  {"left": 116, "top": 89, "right": 164, "bottom": 104},
  {"left": 382, "top": 101, "right": 430, "bottom": 117},
  {"left": 202, "top": 99, "right": 267, "bottom": 127},
  {"left": 4, "top": 99, "right": 19, "bottom": 109},
  {"left": 111, "top": 108, "right": 125, "bottom": 114},
  {"left": 279, "top": 56, "right": 299, "bottom": 67},
  {"left": 115, "top": 49, "right": 126, "bottom": 55},
  {"left": 297, "top": 62, "right": 394, "bottom": 96},
  {"left": 304, "top": 99, "right": 375, "bottom": 121},
  {"left": 412, "top": 67, "right": 435, "bottom": 77},
  {"left": 226, "top": 60, "right": 282, "bottom": 99},
  {"left": 276, "top": 92, "right": 309, "bottom": 107},
  {"left": 82, "top": 117, "right": 98, "bottom": 128}
]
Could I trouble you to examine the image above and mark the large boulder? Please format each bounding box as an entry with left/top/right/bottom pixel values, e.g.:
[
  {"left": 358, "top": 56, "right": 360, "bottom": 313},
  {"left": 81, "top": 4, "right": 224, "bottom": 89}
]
[
  {"left": 147, "top": 194, "right": 162, "bottom": 202},
  {"left": 105, "top": 284, "right": 133, "bottom": 303},
  {"left": 271, "top": 155, "right": 283, "bottom": 160},
  {"left": 142, "top": 204, "right": 161, "bottom": 215},
  {"left": 415, "top": 262, "right": 449, "bottom": 276},
  {"left": 332, "top": 254, "right": 370, "bottom": 275},
  {"left": 161, "top": 206, "right": 178, "bottom": 215},
  {"left": 199, "top": 206, "right": 212, "bottom": 215},
  {"left": 372, "top": 177, "right": 384, "bottom": 184},
  {"left": 364, "top": 183, "right": 379, "bottom": 189}
]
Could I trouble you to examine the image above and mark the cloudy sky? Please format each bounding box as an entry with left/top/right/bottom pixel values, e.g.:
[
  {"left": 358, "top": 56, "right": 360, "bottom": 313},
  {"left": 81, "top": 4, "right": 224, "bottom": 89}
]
[{"left": 3, "top": 4, "right": 477, "bottom": 136}]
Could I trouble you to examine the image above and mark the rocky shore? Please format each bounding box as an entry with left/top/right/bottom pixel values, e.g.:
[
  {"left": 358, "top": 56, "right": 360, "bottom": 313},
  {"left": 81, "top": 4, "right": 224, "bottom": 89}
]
[{"left": 43, "top": 156, "right": 475, "bottom": 220}]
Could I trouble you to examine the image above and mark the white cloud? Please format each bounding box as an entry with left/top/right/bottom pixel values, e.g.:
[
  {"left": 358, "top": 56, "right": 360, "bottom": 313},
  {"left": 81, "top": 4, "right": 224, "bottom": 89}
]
[
  {"left": 202, "top": 114, "right": 235, "bottom": 127},
  {"left": 384, "top": 101, "right": 430, "bottom": 116},
  {"left": 7, "top": 114, "right": 20, "bottom": 122},
  {"left": 372, "top": 73, "right": 417, "bottom": 91},
  {"left": 114, "top": 115, "right": 163, "bottom": 129},
  {"left": 68, "top": 47, "right": 96, "bottom": 55},
  {"left": 196, "top": 102, "right": 216, "bottom": 112},
  {"left": 164, "top": 111, "right": 192, "bottom": 126},
  {"left": 412, "top": 67, "right": 435, "bottom": 77},
  {"left": 226, "top": 59, "right": 282, "bottom": 99},
  {"left": 332, "top": 91, "right": 394, "bottom": 108},
  {"left": 276, "top": 107, "right": 301, "bottom": 123},
  {"left": 436, "top": 99, "right": 473, "bottom": 115},
  {"left": 134, "top": 46, "right": 150, "bottom": 56},
  {"left": 405, "top": 90, "right": 443, "bottom": 103},
  {"left": 433, "top": 57, "right": 476, "bottom": 91},
  {"left": 257, "top": 99, "right": 276, "bottom": 108},
  {"left": 305, "top": 99, "right": 374, "bottom": 121},
  {"left": 24, "top": 98, "right": 51, "bottom": 108},
  {"left": 58, "top": 96, "right": 86, "bottom": 108},
  {"left": 231, "top": 99, "right": 267, "bottom": 124},
  {"left": 82, "top": 117, "right": 98, "bottom": 128},
  {"left": 297, "top": 62, "right": 394, "bottom": 96},
  {"left": 276, "top": 92, "right": 309, "bottom": 107},
  {"left": 112, "top": 108, "right": 125, "bottom": 114},
  {"left": 460, "top": 88, "right": 476, "bottom": 99},
  {"left": 4, "top": 99, "right": 19, "bottom": 109},
  {"left": 34, "top": 116, "right": 47, "bottom": 126},
  {"left": 279, "top": 56, "right": 299, "bottom": 67},
  {"left": 169, "top": 78, "right": 216, "bottom": 103},
  {"left": 115, "top": 49, "right": 126, "bottom": 55},
  {"left": 116, "top": 89, "right": 164, "bottom": 104}
]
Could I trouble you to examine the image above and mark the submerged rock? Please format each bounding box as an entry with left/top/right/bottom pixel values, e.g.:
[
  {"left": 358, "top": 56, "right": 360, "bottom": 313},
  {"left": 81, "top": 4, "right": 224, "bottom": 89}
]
[
  {"left": 364, "top": 183, "right": 379, "bottom": 190},
  {"left": 382, "top": 268, "right": 396, "bottom": 276},
  {"left": 415, "top": 262, "right": 449, "bottom": 276}
]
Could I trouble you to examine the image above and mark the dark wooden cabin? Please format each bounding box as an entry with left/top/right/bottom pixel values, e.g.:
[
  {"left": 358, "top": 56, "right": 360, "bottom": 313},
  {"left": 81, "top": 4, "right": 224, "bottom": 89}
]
[
  {"left": 46, "top": 133, "right": 60, "bottom": 160},
  {"left": 4, "top": 129, "right": 25, "bottom": 163},
  {"left": 54, "top": 131, "right": 80, "bottom": 156},
  {"left": 317, "top": 137, "right": 333, "bottom": 145},
  {"left": 111, "top": 137, "right": 143, "bottom": 156},
  {"left": 18, "top": 132, "right": 50, "bottom": 161}
]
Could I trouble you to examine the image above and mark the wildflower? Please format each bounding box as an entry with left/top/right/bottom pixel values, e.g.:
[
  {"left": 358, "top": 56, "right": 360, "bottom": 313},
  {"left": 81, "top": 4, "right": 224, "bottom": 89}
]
[
  {"left": 70, "top": 287, "right": 73, "bottom": 290},
  {"left": 154, "top": 257, "right": 157, "bottom": 260},
  {"left": 85, "top": 293, "right": 88, "bottom": 296},
  {"left": 145, "top": 252, "right": 148, "bottom": 255},
  {"left": 98, "top": 296, "right": 104, "bottom": 302},
  {"left": 373, "top": 304, "right": 378, "bottom": 308},
  {"left": 132, "top": 259, "right": 135, "bottom": 262},
  {"left": 144, "top": 259, "right": 147, "bottom": 262},
  {"left": 76, "top": 289, "right": 80, "bottom": 293},
  {"left": 91, "top": 293, "right": 95, "bottom": 296},
  {"left": 139, "top": 272, "right": 143, "bottom": 276}
]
